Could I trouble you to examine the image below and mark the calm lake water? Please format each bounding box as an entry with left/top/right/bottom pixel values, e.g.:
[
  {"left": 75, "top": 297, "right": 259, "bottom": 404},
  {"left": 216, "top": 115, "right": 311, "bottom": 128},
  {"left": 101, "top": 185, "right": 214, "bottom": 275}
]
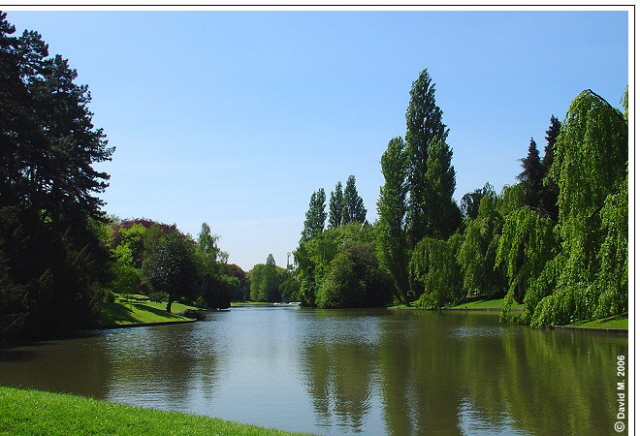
[{"left": 0, "top": 307, "right": 628, "bottom": 435}]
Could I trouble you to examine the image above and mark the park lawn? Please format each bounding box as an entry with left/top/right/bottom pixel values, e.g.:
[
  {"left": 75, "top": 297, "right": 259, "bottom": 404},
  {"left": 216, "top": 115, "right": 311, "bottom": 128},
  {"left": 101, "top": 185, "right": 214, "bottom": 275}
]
[
  {"left": 96, "top": 299, "right": 196, "bottom": 328},
  {"left": 449, "top": 298, "right": 525, "bottom": 310},
  {"left": 566, "top": 314, "right": 628, "bottom": 330},
  {"left": 0, "top": 385, "right": 306, "bottom": 436}
]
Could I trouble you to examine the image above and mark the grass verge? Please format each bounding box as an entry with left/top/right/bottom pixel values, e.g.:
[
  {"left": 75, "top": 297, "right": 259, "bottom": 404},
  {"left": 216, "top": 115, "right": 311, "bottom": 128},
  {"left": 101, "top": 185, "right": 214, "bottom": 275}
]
[
  {"left": 388, "top": 298, "right": 524, "bottom": 311},
  {"left": 564, "top": 314, "right": 628, "bottom": 331},
  {"left": 96, "top": 299, "right": 197, "bottom": 328},
  {"left": 449, "top": 298, "right": 525, "bottom": 311},
  {"left": 0, "top": 385, "right": 306, "bottom": 435}
]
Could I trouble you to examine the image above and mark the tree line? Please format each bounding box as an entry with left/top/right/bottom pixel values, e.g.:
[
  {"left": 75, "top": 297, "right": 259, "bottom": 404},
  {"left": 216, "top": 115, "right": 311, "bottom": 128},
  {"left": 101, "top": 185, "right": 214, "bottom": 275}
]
[{"left": 293, "top": 68, "right": 628, "bottom": 328}]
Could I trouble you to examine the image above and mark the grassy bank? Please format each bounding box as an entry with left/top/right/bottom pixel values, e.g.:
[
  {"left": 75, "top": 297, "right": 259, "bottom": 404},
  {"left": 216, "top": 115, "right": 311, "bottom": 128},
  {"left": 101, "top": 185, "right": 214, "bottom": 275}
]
[
  {"left": 0, "top": 385, "right": 306, "bottom": 435},
  {"left": 388, "top": 297, "right": 524, "bottom": 311},
  {"left": 449, "top": 298, "right": 524, "bottom": 311},
  {"left": 563, "top": 314, "right": 628, "bottom": 331},
  {"left": 387, "top": 298, "right": 627, "bottom": 331},
  {"left": 96, "top": 295, "right": 201, "bottom": 328}
]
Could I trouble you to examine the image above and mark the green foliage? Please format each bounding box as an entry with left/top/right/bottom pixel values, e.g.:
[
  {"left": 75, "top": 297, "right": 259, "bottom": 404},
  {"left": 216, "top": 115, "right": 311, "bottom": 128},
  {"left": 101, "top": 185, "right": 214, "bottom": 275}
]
[
  {"left": 495, "top": 207, "right": 558, "bottom": 314},
  {"left": 405, "top": 71, "right": 455, "bottom": 246},
  {"left": 550, "top": 89, "right": 627, "bottom": 224},
  {"left": 411, "top": 236, "right": 464, "bottom": 308},
  {"left": 329, "top": 181, "right": 344, "bottom": 228},
  {"left": 457, "top": 194, "right": 506, "bottom": 300},
  {"left": 109, "top": 244, "right": 142, "bottom": 297},
  {"left": 296, "top": 222, "right": 391, "bottom": 308},
  {"left": 143, "top": 232, "right": 199, "bottom": 312},
  {"left": 423, "top": 138, "right": 460, "bottom": 239},
  {"left": 376, "top": 137, "right": 410, "bottom": 304},
  {"left": 517, "top": 138, "right": 545, "bottom": 211},
  {"left": 301, "top": 188, "right": 327, "bottom": 242},
  {"left": 316, "top": 251, "right": 363, "bottom": 308},
  {"left": 249, "top": 255, "right": 282, "bottom": 303},
  {"left": 0, "top": 13, "right": 114, "bottom": 341},
  {"left": 496, "top": 184, "right": 525, "bottom": 217},
  {"left": 342, "top": 175, "right": 367, "bottom": 224}
]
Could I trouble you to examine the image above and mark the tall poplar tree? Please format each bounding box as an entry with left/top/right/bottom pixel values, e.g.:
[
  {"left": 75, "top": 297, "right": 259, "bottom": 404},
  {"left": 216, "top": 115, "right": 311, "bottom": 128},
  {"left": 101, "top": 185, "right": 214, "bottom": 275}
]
[
  {"left": 301, "top": 188, "right": 327, "bottom": 242},
  {"left": 404, "top": 69, "right": 454, "bottom": 246},
  {"left": 342, "top": 175, "right": 367, "bottom": 224},
  {"left": 328, "top": 181, "right": 343, "bottom": 228},
  {"left": 376, "top": 137, "right": 410, "bottom": 304}
]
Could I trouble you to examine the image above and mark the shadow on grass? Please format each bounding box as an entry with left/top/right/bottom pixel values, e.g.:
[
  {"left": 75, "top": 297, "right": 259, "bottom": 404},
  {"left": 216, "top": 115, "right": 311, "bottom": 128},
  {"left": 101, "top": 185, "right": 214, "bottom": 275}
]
[
  {"left": 97, "top": 301, "right": 139, "bottom": 326},
  {"left": 130, "top": 303, "right": 185, "bottom": 320}
]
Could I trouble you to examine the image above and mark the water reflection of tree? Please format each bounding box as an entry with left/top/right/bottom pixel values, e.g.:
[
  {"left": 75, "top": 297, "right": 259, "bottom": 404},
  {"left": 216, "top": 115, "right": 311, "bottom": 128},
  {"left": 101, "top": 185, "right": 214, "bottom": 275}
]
[
  {"left": 106, "top": 325, "right": 220, "bottom": 412},
  {"left": 301, "top": 314, "right": 378, "bottom": 433},
  {"left": 379, "top": 311, "right": 464, "bottom": 436},
  {"left": 301, "top": 310, "right": 627, "bottom": 435},
  {"left": 462, "top": 327, "right": 627, "bottom": 435}
]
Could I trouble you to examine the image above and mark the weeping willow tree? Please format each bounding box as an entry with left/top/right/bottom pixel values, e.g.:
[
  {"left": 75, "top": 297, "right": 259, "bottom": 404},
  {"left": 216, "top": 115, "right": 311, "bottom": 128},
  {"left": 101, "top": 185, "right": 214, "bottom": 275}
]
[
  {"left": 457, "top": 191, "right": 506, "bottom": 300},
  {"left": 528, "top": 89, "right": 628, "bottom": 327},
  {"left": 495, "top": 207, "right": 558, "bottom": 321},
  {"left": 410, "top": 234, "right": 464, "bottom": 308}
]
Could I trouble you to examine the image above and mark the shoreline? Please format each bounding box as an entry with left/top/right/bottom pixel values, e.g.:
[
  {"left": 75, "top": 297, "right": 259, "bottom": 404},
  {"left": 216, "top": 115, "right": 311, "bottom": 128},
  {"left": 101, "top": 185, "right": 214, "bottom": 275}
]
[{"left": 387, "top": 303, "right": 628, "bottom": 334}]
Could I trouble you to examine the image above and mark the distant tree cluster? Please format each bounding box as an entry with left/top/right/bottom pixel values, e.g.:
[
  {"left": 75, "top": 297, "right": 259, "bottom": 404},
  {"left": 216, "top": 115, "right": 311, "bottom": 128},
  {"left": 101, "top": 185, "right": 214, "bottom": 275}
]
[
  {"left": 294, "top": 176, "right": 391, "bottom": 308},
  {"left": 105, "top": 219, "right": 245, "bottom": 312},
  {"left": 248, "top": 253, "right": 298, "bottom": 303}
]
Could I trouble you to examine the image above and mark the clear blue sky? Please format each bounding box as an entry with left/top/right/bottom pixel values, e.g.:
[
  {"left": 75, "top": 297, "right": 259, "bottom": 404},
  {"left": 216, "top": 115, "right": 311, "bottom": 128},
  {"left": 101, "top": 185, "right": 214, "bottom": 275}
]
[{"left": 6, "top": 8, "right": 629, "bottom": 271}]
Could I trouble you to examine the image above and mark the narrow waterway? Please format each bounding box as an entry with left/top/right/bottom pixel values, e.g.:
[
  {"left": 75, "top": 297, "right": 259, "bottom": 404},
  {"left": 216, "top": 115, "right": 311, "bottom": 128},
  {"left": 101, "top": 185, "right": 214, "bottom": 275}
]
[{"left": 0, "top": 307, "right": 628, "bottom": 435}]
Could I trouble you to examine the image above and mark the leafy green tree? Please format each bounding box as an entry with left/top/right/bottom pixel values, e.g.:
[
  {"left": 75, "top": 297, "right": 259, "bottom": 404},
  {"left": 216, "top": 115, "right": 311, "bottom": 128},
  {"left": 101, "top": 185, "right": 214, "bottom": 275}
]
[
  {"left": 405, "top": 68, "right": 450, "bottom": 247},
  {"left": 376, "top": 137, "right": 410, "bottom": 304},
  {"left": 423, "top": 138, "right": 460, "bottom": 238},
  {"left": 301, "top": 188, "right": 327, "bottom": 242},
  {"left": 460, "top": 183, "right": 494, "bottom": 219},
  {"left": 495, "top": 207, "right": 558, "bottom": 315},
  {"left": 342, "top": 175, "right": 367, "bottom": 224},
  {"left": 328, "top": 181, "right": 344, "bottom": 228},
  {"left": 196, "top": 223, "right": 230, "bottom": 309},
  {"left": 457, "top": 191, "right": 506, "bottom": 300},
  {"left": 249, "top": 254, "right": 281, "bottom": 302},
  {"left": 316, "top": 250, "right": 363, "bottom": 309},
  {"left": 144, "top": 232, "right": 199, "bottom": 313},
  {"left": 109, "top": 244, "right": 142, "bottom": 299},
  {"left": 314, "top": 224, "right": 391, "bottom": 309},
  {"left": 0, "top": 14, "right": 113, "bottom": 340},
  {"left": 410, "top": 235, "right": 464, "bottom": 308},
  {"left": 529, "top": 89, "right": 628, "bottom": 326}
]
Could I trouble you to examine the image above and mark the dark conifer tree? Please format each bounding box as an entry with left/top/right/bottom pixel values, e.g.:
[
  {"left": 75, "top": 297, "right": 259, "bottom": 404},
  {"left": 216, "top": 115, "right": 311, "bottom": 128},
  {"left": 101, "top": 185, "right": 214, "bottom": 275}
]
[
  {"left": 517, "top": 138, "right": 545, "bottom": 211},
  {"left": 540, "top": 115, "right": 561, "bottom": 221}
]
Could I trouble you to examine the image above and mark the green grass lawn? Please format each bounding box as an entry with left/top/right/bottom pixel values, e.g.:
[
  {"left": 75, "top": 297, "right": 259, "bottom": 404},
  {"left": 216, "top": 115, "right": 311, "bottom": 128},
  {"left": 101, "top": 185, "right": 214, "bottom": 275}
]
[
  {"left": 449, "top": 298, "right": 525, "bottom": 310},
  {"left": 388, "top": 297, "right": 524, "bottom": 311},
  {"left": 96, "top": 299, "right": 197, "bottom": 328},
  {"left": 566, "top": 314, "right": 628, "bottom": 330},
  {"left": 0, "top": 385, "right": 306, "bottom": 436}
]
